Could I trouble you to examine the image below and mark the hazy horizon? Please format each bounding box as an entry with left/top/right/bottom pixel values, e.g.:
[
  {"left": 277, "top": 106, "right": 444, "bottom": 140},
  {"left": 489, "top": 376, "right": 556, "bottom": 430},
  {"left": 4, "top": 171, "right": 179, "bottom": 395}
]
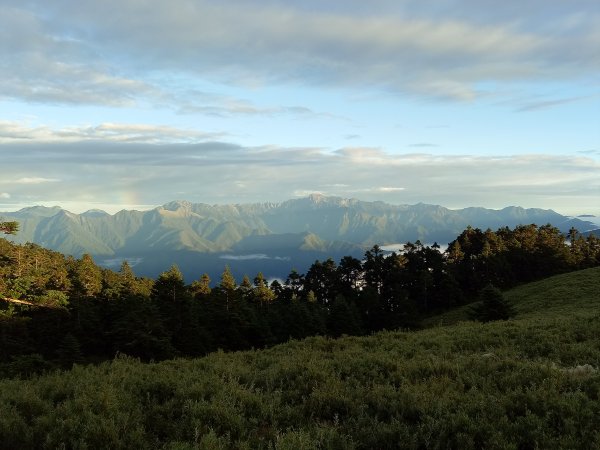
[
  {"left": 1, "top": 194, "right": 598, "bottom": 226},
  {"left": 1, "top": 1, "right": 598, "bottom": 217}
]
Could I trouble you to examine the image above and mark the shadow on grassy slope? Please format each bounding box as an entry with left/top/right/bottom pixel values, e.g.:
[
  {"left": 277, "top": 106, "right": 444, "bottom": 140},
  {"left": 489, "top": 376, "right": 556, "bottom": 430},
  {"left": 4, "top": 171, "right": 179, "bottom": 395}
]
[{"left": 423, "top": 266, "right": 600, "bottom": 327}]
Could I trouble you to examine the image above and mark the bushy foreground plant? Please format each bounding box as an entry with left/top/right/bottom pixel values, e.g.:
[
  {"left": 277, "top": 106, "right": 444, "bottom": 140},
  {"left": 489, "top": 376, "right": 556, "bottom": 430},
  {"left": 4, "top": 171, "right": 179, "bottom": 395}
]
[{"left": 0, "top": 309, "right": 599, "bottom": 449}]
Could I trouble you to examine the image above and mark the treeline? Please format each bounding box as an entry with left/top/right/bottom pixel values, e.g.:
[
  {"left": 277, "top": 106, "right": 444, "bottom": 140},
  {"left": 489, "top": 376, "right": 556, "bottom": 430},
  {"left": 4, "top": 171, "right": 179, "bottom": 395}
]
[{"left": 1, "top": 223, "right": 599, "bottom": 375}]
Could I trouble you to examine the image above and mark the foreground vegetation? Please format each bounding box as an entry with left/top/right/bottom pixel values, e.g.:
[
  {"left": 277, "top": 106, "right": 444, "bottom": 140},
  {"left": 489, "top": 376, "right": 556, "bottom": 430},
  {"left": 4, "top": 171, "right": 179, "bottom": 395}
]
[
  {"left": 1, "top": 221, "right": 599, "bottom": 447},
  {"left": 0, "top": 267, "right": 599, "bottom": 449},
  {"left": 2, "top": 222, "right": 600, "bottom": 372}
]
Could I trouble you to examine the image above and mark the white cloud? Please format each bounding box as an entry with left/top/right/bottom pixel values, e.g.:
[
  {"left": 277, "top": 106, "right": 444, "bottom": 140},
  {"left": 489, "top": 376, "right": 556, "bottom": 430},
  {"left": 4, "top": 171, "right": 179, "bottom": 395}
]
[
  {"left": 514, "top": 95, "right": 594, "bottom": 112},
  {"left": 322, "top": 183, "right": 350, "bottom": 188},
  {"left": 2, "top": 137, "right": 597, "bottom": 215},
  {"left": 219, "top": 254, "right": 290, "bottom": 261},
  {"left": 378, "top": 187, "right": 405, "bottom": 192},
  {"left": 1, "top": 1, "right": 598, "bottom": 106},
  {"left": 0, "top": 120, "right": 225, "bottom": 144},
  {"left": 15, "top": 177, "right": 60, "bottom": 184},
  {"left": 0, "top": 193, "right": 10, "bottom": 199},
  {"left": 293, "top": 190, "right": 325, "bottom": 198}
]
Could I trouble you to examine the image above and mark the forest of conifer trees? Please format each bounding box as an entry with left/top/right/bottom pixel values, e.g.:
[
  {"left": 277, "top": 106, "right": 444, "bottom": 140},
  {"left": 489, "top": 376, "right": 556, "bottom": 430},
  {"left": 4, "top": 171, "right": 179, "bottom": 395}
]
[{"left": 1, "top": 221, "right": 599, "bottom": 377}]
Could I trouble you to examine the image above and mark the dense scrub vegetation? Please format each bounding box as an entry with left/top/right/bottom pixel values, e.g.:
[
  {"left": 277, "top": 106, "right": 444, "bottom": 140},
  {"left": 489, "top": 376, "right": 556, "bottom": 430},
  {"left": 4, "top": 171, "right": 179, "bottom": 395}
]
[
  {"left": 1, "top": 223, "right": 600, "bottom": 373},
  {"left": 0, "top": 267, "right": 599, "bottom": 448}
]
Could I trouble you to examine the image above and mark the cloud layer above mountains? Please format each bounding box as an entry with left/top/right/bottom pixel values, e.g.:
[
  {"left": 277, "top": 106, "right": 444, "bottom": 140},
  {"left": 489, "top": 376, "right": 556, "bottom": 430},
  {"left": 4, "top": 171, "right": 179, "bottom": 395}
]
[
  {"left": 1, "top": 129, "right": 598, "bottom": 215},
  {"left": 0, "top": 1, "right": 598, "bottom": 215}
]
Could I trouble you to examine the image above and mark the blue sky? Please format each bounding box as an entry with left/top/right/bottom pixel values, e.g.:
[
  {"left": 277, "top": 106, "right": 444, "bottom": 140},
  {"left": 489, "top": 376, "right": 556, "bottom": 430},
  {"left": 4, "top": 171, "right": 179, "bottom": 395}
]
[{"left": 0, "top": 0, "right": 599, "bottom": 216}]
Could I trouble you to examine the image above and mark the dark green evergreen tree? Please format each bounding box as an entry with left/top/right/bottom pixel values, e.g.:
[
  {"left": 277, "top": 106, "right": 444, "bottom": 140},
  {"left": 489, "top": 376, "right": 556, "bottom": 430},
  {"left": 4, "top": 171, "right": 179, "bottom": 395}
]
[
  {"left": 238, "top": 275, "right": 253, "bottom": 299},
  {"left": 55, "top": 333, "right": 83, "bottom": 368},
  {"left": 305, "top": 258, "right": 338, "bottom": 304},
  {"left": 327, "top": 295, "right": 362, "bottom": 337},
  {"left": 109, "top": 295, "right": 175, "bottom": 360},
  {"left": 70, "top": 254, "right": 102, "bottom": 298},
  {"left": 252, "top": 272, "right": 275, "bottom": 305},
  {"left": 363, "top": 245, "right": 385, "bottom": 294},
  {"left": 152, "top": 265, "right": 191, "bottom": 355},
  {"left": 470, "top": 284, "right": 516, "bottom": 322},
  {"left": 283, "top": 269, "right": 304, "bottom": 300},
  {"left": 153, "top": 265, "right": 186, "bottom": 302},
  {"left": 337, "top": 256, "right": 363, "bottom": 298},
  {"left": 219, "top": 265, "right": 236, "bottom": 311},
  {"left": 190, "top": 273, "right": 211, "bottom": 299}
]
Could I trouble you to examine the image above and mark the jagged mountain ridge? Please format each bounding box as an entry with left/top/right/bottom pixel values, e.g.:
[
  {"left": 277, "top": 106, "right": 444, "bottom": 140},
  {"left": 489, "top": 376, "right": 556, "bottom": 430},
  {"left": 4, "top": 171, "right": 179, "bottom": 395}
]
[{"left": 3, "top": 194, "right": 596, "bottom": 258}]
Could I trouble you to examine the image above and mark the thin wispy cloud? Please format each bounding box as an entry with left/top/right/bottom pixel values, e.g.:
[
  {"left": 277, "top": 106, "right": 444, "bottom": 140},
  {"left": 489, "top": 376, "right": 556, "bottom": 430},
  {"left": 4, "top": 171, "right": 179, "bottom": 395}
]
[
  {"left": 220, "top": 254, "right": 290, "bottom": 261},
  {"left": 578, "top": 149, "right": 600, "bottom": 156},
  {"left": 515, "top": 96, "right": 591, "bottom": 112},
  {"left": 0, "top": 120, "right": 225, "bottom": 144},
  {"left": 14, "top": 177, "right": 60, "bottom": 184},
  {"left": 408, "top": 143, "right": 438, "bottom": 148},
  {"left": 378, "top": 187, "right": 406, "bottom": 192}
]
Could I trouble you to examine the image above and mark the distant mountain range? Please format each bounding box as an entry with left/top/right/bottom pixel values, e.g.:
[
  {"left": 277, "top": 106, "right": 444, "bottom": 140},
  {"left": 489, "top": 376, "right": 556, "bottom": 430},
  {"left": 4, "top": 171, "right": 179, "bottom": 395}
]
[{"left": 2, "top": 194, "right": 597, "bottom": 281}]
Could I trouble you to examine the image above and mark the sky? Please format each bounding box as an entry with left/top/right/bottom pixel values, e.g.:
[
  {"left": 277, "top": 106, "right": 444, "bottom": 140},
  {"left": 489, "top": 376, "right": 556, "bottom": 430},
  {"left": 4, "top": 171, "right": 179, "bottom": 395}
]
[{"left": 0, "top": 0, "right": 599, "bottom": 216}]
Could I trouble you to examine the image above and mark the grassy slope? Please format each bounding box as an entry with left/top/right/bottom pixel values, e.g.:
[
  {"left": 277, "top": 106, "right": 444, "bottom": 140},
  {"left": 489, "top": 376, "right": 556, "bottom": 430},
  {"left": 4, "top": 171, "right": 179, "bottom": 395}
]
[
  {"left": 424, "top": 266, "right": 600, "bottom": 327},
  {"left": 1, "top": 269, "right": 599, "bottom": 449}
]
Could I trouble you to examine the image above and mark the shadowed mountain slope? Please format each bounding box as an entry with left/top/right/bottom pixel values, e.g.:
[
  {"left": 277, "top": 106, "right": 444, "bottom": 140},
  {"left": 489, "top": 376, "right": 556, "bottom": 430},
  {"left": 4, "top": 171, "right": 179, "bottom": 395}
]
[{"left": 2, "top": 195, "right": 596, "bottom": 280}]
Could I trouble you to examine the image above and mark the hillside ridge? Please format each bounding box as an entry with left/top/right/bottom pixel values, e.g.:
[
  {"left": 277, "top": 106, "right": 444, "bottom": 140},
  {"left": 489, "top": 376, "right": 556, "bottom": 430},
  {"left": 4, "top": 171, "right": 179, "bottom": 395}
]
[{"left": 2, "top": 195, "right": 597, "bottom": 280}]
